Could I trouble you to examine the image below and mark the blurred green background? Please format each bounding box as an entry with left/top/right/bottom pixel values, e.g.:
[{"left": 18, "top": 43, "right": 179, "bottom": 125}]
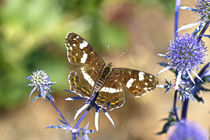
[
  {"left": 0, "top": 0, "right": 174, "bottom": 110},
  {"left": 0, "top": 0, "right": 209, "bottom": 140}
]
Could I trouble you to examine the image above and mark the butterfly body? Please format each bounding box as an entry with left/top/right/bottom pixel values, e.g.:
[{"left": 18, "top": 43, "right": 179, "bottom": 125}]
[
  {"left": 92, "top": 63, "right": 112, "bottom": 94},
  {"left": 65, "top": 32, "right": 158, "bottom": 111}
]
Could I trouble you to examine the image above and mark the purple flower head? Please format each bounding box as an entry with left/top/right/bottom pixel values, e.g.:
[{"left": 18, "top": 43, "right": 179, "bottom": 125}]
[
  {"left": 167, "top": 33, "right": 207, "bottom": 72},
  {"left": 27, "top": 70, "right": 55, "bottom": 102},
  {"left": 167, "top": 120, "right": 208, "bottom": 140},
  {"left": 195, "top": 0, "right": 210, "bottom": 22}
]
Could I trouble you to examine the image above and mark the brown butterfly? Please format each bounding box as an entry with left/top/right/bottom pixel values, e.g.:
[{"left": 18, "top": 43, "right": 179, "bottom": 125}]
[{"left": 65, "top": 32, "right": 158, "bottom": 111}]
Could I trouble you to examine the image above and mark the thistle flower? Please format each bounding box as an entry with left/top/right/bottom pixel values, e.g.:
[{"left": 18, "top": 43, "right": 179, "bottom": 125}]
[
  {"left": 65, "top": 90, "right": 115, "bottom": 131},
  {"left": 195, "top": 0, "right": 210, "bottom": 22},
  {"left": 158, "top": 33, "right": 207, "bottom": 87},
  {"left": 178, "top": 0, "right": 210, "bottom": 35},
  {"left": 167, "top": 33, "right": 206, "bottom": 72},
  {"left": 167, "top": 120, "right": 208, "bottom": 140},
  {"left": 27, "top": 70, "right": 55, "bottom": 102}
]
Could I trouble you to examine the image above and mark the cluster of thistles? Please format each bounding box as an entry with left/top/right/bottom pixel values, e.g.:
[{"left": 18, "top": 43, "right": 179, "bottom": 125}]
[{"left": 157, "top": 0, "right": 210, "bottom": 139}]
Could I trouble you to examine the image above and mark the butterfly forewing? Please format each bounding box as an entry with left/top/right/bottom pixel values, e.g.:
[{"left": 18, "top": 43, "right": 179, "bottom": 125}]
[
  {"left": 65, "top": 32, "right": 105, "bottom": 71},
  {"left": 109, "top": 68, "right": 158, "bottom": 97}
]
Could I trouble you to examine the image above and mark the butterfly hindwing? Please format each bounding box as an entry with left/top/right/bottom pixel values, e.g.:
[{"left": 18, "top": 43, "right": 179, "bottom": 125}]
[
  {"left": 68, "top": 66, "right": 100, "bottom": 98},
  {"left": 96, "top": 76, "right": 125, "bottom": 111},
  {"left": 65, "top": 32, "right": 105, "bottom": 71},
  {"left": 109, "top": 68, "right": 158, "bottom": 97}
]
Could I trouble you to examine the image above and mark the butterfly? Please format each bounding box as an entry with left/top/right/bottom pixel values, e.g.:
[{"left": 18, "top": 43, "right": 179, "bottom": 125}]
[{"left": 65, "top": 32, "right": 158, "bottom": 111}]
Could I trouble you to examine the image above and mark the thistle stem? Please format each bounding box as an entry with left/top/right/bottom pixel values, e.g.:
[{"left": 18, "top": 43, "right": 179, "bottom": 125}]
[
  {"left": 74, "top": 92, "right": 99, "bottom": 129},
  {"left": 173, "top": 90, "right": 179, "bottom": 121},
  {"left": 47, "top": 96, "right": 71, "bottom": 128},
  {"left": 174, "top": 0, "right": 181, "bottom": 38},
  {"left": 74, "top": 106, "right": 92, "bottom": 129},
  {"left": 181, "top": 98, "right": 189, "bottom": 119},
  {"left": 72, "top": 133, "right": 76, "bottom": 140},
  {"left": 197, "top": 21, "right": 210, "bottom": 42}
]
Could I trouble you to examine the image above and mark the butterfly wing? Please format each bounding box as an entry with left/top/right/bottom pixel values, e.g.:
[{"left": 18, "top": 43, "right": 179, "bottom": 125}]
[
  {"left": 109, "top": 68, "right": 158, "bottom": 97},
  {"left": 69, "top": 66, "right": 125, "bottom": 111},
  {"left": 96, "top": 68, "right": 158, "bottom": 111},
  {"left": 68, "top": 66, "right": 101, "bottom": 98},
  {"left": 96, "top": 77, "right": 125, "bottom": 111},
  {"left": 65, "top": 32, "right": 105, "bottom": 71}
]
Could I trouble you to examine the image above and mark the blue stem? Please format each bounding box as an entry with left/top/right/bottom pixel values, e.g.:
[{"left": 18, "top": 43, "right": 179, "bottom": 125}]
[
  {"left": 181, "top": 98, "right": 189, "bottom": 119},
  {"left": 197, "top": 21, "right": 209, "bottom": 42},
  {"left": 73, "top": 92, "right": 99, "bottom": 129},
  {"left": 47, "top": 96, "right": 71, "bottom": 128},
  {"left": 72, "top": 133, "right": 76, "bottom": 140},
  {"left": 174, "top": 0, "right": 181, "bottom": 38},
  {"left": 74, "top": 106, "right": 92, "bottom": 129},
  {"left": 173, "top": 90, "right": 179, "bottom": 121}
]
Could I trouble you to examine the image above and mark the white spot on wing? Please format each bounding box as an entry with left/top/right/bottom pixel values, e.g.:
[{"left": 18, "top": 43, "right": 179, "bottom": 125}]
[
  {"left": 100, "top": 87, "right": 121, "bottom": 93},
  {"left": 80, "top": 41, "right": 88, "bottom": 49},
  {"left": 138, "top": 72, "right": 145, "bottom": 81},
  {"left": 81, "top": 52, "right": 88, "bottom": 63},
  {"left": 126, "top": 78, "right": 135, "bottom": 88},
  {"left": 81, "top": 68, "right": 94, "bottom": 87},
  {"left": 67, "top": 50, "right": 70, "bottom": 56},
  {"left": 67, "top": 57, "right": 71, "bottom": 63},
  {"left": 144, "top": 87, "right": 148, "bottom": 91}
]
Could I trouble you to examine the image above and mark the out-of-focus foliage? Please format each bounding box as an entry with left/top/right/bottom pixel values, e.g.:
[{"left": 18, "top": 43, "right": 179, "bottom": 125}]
[
  {"left": 0, "top": 0, "right": 174, "bottom": 110},
  {"left": 135, "top": 0, "right": 175, "bottom": 13},
  {"left": 0, "top": 0, "right": 129, "bottom": 110}
]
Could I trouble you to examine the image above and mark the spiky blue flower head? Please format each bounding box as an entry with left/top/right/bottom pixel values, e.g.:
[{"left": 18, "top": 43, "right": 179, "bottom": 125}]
[
  {"left": 167, "top": 33, "right": 207, "bottom": 72},
  {"left": 195, "top": 0, "right": 210, "bottom": 22},
  {"left": 27, "top": 70, "right": 55, "bottom": 102},
  {"left": 167, "top": 120, "right": 208, "bottom": 140}
]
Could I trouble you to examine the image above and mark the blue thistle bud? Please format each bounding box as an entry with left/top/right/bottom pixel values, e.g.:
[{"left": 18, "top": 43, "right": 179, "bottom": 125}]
[{"left": 27, "top": 70, "right": 55, "bottom": 102}]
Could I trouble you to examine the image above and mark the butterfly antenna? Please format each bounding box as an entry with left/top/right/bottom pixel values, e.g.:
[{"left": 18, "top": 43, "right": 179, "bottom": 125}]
[
  {"left": 119, "top": 49, "right": 128, "bottom": 57},
  {"left": 106, "top": 42, "right": 128, "bottom": 62},
  {"left": 111, "top": 49, "right": 128, "bottom": 64}
]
